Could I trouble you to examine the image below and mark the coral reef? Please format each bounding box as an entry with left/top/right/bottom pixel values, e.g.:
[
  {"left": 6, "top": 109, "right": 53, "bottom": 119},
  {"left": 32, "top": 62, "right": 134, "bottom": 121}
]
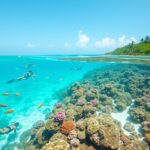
[{"left": 25, "top": 64, "right": 150, "bottom": 149}]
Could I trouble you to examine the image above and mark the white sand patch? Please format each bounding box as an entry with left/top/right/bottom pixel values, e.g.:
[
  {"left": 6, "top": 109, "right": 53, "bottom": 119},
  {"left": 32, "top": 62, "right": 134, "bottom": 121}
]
[
  {"left": 111, "top": 99, "right": 142, "bottom": 138},
  {"left": 111, "top": 106, "right": 130, "bottom": 135}
]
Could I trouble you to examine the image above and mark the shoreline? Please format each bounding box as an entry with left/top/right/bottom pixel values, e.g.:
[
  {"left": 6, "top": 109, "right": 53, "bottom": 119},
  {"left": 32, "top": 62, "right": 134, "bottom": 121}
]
[{"left": 60, "top": 55, "right": 150, "bottom": 65}]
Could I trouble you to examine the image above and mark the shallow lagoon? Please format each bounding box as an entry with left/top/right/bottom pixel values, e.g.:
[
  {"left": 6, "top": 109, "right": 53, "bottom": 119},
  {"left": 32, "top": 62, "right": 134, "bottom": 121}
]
[{"left": 0, "top": 55, "right": 150, "bottom": 150}]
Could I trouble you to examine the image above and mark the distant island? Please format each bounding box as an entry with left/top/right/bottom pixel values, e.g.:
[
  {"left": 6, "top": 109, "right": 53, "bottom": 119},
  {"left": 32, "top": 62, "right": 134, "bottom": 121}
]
[
  {"left": 61, "top": 36, "right": 150, "bottom": 64},
  {"left": 107, "top": 36, "right": 150, "bottom": 55}
]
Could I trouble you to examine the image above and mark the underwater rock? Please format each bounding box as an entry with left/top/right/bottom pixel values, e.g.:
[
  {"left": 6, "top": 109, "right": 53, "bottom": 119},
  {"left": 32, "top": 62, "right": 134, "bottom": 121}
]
[
  {"left": 36, "top": 127, "right": 49, "bottom": 146},
  {"left": 60, "top": 120, "right": 75, "bottom": 135}
]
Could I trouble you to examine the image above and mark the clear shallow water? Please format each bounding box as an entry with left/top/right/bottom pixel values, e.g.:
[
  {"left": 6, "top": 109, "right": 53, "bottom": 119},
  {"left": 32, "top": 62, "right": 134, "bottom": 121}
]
[
  {"left": 0, "top": 56, "right": 108, "bottom": 149},
  {"left": 0, "top": 56, "right": 150, "bottom": 149}
]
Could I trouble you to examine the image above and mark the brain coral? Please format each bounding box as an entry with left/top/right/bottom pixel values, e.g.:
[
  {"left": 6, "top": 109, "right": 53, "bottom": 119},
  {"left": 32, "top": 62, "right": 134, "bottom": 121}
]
[
  {"left": 60, "top": 120, "right": 75, "bottom": 135},
  {"left": 87, "top": 118, "right": 99, "bottom": 135},
  {"left": 42, "top": 139, "right": 70, "bottom": 150}
]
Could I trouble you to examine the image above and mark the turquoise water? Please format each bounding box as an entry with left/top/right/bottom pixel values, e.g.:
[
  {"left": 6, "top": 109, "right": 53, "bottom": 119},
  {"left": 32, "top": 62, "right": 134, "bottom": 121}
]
[{"left": 0, "top": 56, "right": 108, "bottom": 148}]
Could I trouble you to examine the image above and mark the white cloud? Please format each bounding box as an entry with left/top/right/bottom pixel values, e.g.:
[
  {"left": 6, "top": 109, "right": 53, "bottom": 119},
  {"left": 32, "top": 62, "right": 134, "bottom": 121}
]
[
  {"left": 64, "top": 42, "right": 72, "bottom": 48},
  {"left": 77, "top": 30, "right": 90, "bottom": 48},
  {"left": 94, "top": 35, "right": 137, "bottom": 51},
  {"left": 118, "top": 35, "right": 137, "bottom": 46},
  {"left": 26, "top": 43, "right": 36, "bottom": 48},
  {"left": 130, "top": 37, "right": 137, "bottom": 43},
  {"left": 118, "top": 35, "right": 126, "bottom": 46},
  {"left": 95, "top": 37, "right": 115, "bottom": 48}
]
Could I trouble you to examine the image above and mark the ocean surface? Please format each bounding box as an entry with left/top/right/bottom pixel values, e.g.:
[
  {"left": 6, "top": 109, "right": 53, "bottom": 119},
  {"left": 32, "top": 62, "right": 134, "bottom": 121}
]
[{"left": 0, "top": 55, "right": 149, "bottom": 149}]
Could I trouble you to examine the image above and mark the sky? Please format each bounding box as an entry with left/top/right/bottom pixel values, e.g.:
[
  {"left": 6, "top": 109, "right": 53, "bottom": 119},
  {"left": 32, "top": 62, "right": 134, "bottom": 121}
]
[{"left": 0, "top": 0, "right": 150, "bottom": 55}]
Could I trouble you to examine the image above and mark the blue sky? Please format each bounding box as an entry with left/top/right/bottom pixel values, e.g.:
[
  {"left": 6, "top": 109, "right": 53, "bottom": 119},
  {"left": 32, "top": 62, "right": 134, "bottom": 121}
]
[{"left": 0, "top": 0, "right": 150, "bottom": 55}]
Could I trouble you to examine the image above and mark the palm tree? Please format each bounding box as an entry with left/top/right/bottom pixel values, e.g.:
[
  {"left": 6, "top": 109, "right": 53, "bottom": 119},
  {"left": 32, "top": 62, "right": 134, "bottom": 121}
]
[
  {"left": 145, "top": 36, "right": 149, "bottom": 40},
  {"left": 145, "top": 36, "right": 149, "bottom": 43},
  {"left": 131, "top": 41, "right": 135, "bottom": 45},
  {"left": 141, "top": 38, "right": 144, "bottom": 43}
]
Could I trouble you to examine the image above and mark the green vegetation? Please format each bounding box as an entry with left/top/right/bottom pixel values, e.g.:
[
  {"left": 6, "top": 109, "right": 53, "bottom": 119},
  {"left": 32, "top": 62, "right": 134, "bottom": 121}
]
[{"left": 108, "top": 36, "right": 150, "bottom": 55}]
